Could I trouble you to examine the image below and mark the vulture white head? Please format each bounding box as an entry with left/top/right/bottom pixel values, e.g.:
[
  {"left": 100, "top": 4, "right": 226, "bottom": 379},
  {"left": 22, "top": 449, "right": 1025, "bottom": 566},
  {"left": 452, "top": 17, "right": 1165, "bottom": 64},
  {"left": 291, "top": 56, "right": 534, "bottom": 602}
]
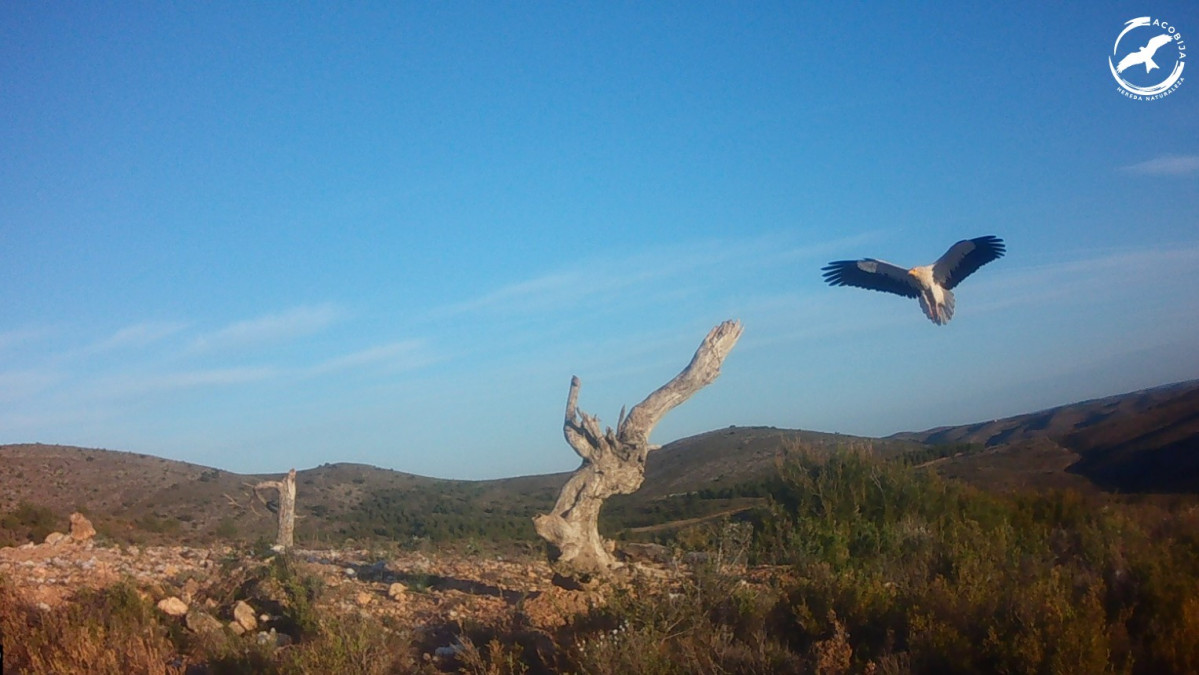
[{"left": 821, "top": 236, "right": 1005, "bottom": 325}]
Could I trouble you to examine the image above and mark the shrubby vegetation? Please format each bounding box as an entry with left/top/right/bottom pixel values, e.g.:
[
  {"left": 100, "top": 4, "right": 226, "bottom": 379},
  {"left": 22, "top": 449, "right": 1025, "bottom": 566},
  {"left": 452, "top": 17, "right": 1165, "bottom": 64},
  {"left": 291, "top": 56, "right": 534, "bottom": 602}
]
[
  {"left": 331, "top": 483, "right": 551, "bottom": 543},
  {"left": 433, "top": 448, "right": 1199, "bottom": 673},
  {"left": 0, "top": 549, "right": 424, "bottom": 674},
  {"left": 555, "top": 448, "right": 1199, "bottom": 673},
  {"left": 0, "top": 501, "right": 59, "bottom": 546},
  {"left": 5, "top": 447, "right": 1199, "bottom": 673}
]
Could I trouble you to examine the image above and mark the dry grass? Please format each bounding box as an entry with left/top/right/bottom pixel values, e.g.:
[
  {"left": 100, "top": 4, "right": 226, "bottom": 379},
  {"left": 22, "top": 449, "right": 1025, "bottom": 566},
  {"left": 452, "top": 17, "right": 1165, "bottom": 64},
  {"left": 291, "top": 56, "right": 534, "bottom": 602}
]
[
  {"left": 6, "top": 448, "right": 1199, "bottom": 673},
  {"left": 1, "top": 578, "right": 181, "bottom": 675}
]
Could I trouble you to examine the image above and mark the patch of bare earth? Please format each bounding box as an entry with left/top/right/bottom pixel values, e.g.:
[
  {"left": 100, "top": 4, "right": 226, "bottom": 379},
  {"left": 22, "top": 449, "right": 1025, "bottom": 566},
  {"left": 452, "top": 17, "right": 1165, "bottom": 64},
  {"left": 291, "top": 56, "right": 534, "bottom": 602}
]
[{"left": 0, "top": 536, "right": 615, "bottom": 639}]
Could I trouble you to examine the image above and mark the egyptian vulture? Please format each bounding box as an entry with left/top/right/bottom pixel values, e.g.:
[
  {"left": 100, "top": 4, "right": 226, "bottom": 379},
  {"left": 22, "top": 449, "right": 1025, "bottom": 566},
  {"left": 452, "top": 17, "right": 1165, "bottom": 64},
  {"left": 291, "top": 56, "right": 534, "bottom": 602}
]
[{"left": 821, "top": 236, "right": 1005, "bottom": 325}]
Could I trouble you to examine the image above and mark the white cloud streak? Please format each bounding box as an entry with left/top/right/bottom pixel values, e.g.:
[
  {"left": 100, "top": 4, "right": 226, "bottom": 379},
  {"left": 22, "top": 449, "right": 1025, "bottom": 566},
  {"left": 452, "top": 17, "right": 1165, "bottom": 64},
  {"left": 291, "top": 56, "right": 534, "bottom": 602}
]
[
  {"left": 0, "top": 327, "right": 52, "bottom": 352},
  {"left": 0, "top": 369, "right": 63, "bottom": 403},
  {"left": 83, "top": 321, "right": 189, "bottom": 355},
  {"left": 308, "top": 340, "right": 434, "bottom": 376},
  {"left": 1120, "top": 155, "right": 1199, "bottom": 176},
  {"left": 189, "top": 304, "right": 345, "bottom": 352},
  {"left": 966, "top": 241, "right": 1199, "bottom": 313},
  {"left": 99, "top": 366, "right": 280, "bottom": 398},
  {"left": 69, "top": 337, "right": 433, "bottom": 402},
  {"left": 436, "top": 232, "right": 872, "bottom": 318}
]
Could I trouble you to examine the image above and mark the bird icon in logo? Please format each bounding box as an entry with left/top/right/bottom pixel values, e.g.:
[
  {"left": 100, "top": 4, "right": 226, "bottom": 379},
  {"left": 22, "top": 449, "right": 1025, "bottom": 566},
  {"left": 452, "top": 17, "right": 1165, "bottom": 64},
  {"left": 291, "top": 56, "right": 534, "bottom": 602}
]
[{"left": 1116, "top": 34, "right": 1174, "bottom": 73}]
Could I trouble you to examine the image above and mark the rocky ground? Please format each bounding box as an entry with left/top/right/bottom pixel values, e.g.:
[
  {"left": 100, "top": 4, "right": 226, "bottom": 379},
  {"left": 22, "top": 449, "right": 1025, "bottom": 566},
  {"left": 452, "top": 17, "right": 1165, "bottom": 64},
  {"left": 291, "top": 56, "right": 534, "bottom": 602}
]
[{"left": 0, "top": 513, "right": 615, "bottom": 668}]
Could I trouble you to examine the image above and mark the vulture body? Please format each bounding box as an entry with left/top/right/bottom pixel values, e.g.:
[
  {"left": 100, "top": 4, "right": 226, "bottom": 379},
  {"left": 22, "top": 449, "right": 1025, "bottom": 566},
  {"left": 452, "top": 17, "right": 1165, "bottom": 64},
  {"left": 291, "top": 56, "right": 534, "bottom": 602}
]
[{"left": 822, "top": 236, "right": 1005, "bottom": 325}]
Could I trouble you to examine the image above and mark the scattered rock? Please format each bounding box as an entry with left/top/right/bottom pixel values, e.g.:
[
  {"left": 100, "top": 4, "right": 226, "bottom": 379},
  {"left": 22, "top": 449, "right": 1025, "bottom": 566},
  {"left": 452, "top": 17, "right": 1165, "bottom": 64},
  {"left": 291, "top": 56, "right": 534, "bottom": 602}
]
[
  {"left": 388, "top": 582, "right": 407, "bottom": 601},
  {"left": 68, "top": 512, "right": 96, "bottom": 542},
  {"left": 43, "top": 532, "right": 68, "bottom": 546},
  {"left": 182, "top": 577, "right": 200, "bottom": 603},
  {"left": 233, "top": 600, "right": 258, "bottom": 632},
  {"left": 157, "top": 596, "right": 189, "bottom": 617},
  {"left": 256, "top": 628, "right": 293, "bottom": 648},
  {"left": 0, "top": 545, "right": 573, "bottom": 638},
  {"left": 521, "top": 585, "right": 605, "bottom": 630},
  {"left": 619, "top": 542, "right": 671, "bottom": 564},
  {"left": 363, "top": 560, "right": 388, "bottom": 579},
  {"left": 186, "top": 609, "right": 224, "bottom": 634},
  {"left": 228, "top": 620, "right": 246, "bottom": 636}
]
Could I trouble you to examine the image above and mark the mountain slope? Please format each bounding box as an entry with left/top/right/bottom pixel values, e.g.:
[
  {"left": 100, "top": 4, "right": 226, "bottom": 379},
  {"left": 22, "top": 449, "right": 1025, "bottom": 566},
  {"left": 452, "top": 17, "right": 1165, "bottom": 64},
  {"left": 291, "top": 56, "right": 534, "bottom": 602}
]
[
  {"left": 893, "top": 380, "right": 1199, "bottom": 492},
  {"left": 638, "top": 426, "right": 917, "bottom": 498},
  {"left": 3, "top": 379, "right": 1198, "bottom": 545}
]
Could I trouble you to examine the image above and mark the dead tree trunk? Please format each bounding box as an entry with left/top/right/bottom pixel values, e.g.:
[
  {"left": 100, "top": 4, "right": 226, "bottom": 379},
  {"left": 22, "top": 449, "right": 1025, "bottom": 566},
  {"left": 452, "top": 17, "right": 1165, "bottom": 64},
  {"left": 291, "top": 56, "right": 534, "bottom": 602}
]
[
  {"left": 533, "top": 320, "right": 743, "bottom": 579},
  {"left": 253, "top": 468, "right": 297, "bottom": 549}
]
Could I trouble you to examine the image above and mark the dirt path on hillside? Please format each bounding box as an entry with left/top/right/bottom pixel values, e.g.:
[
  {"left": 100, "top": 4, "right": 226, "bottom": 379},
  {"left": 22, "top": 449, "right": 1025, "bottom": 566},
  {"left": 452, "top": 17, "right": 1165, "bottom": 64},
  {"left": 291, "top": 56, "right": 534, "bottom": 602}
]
[{"left": 623, "top": 501, "right": 764, "bottom": 535}]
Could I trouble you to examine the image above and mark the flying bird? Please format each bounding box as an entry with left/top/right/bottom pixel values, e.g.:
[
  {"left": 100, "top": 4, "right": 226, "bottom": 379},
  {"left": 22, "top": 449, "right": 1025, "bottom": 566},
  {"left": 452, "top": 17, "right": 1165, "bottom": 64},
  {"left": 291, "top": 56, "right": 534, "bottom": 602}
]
[
  {"left": 821, "top": 235, "right": 1005, "bottom": 325},
  {"left": 1116, "top": 34, "right": 1174, "bottom": 73}
]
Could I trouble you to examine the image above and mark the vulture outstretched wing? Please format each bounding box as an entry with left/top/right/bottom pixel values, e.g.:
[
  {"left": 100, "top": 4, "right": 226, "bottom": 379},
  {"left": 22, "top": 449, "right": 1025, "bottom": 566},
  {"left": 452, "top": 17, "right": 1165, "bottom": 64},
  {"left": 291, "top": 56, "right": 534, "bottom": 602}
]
[
  {"left": 821, "top": 258, "right": 920, "bottom": 298},
  {"left": 933, "top": 236, "right": 1006, "bottom": 290}
]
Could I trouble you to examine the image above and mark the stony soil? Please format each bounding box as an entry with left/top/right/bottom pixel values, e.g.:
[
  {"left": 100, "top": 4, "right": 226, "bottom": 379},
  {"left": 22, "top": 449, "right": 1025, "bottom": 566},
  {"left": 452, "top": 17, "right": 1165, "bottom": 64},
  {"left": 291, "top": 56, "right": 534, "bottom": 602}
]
[{"left": 0, "top": 534, "right": 608, "bottom": 661}]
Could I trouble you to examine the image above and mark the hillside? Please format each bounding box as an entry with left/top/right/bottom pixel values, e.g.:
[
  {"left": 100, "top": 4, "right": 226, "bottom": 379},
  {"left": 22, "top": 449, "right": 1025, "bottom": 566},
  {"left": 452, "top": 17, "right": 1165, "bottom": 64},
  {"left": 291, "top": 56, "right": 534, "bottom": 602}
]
[
  {"left": 7, "top": 434, "right": 1199, "bottom": 674},
  {"left": 0, "top": 427, "right": 906, "bottom": 547},
  {"left": 892, "top": 379, "right": 1199, "bottom": 493},
  {"left": 3, "top": 379, "right": 1199, "bottom": 547},
  {"left": 0, "top": 447, "right": 568, "bottom": 547},
  {"left": 635, "top": 426, "right": 919, "bottom": 498}
]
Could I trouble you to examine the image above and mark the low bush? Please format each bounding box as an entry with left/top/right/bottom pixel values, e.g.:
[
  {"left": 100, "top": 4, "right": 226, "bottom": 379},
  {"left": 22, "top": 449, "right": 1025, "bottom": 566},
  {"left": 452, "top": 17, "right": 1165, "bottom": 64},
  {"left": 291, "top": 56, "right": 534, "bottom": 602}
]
[
  {"left": 0, "top": 578, "right": 179, "bottom": 674},
  {"left": 5, "top": 448, "right": 1199, "bottom": 673},
  {"left": 0, "top": 502, "right": 59, "bottom": 545}
]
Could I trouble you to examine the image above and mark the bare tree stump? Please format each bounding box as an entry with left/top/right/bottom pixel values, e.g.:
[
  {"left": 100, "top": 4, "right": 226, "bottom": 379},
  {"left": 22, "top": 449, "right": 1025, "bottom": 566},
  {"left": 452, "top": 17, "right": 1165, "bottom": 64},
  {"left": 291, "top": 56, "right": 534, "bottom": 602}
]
[
  {"left": 534, "top": 320, "right": 743, "bottom": 580},
  {"left": 253, "top": 468, "right": 297, "bottom": 549}
]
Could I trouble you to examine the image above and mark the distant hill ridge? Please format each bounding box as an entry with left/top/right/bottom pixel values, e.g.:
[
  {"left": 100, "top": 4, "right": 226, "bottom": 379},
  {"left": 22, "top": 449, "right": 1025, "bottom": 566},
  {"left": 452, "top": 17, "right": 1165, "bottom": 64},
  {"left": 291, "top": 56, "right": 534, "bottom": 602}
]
[
  {"left": 2, "top": 379, "right": 1197, "bottom": 544},
  {"left": 890, "top": 379, "right": 1199, "bottom": 492}
]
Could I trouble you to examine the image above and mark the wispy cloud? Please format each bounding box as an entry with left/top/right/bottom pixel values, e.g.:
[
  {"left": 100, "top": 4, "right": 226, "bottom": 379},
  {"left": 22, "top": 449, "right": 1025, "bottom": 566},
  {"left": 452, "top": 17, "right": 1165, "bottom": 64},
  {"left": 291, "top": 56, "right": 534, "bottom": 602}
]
[
  {"left": 82, "top": 321, "right": 189, "bottom": 355},
  {"left": 1120, "top": 154, "right": 1199, "bottom": 176},
  {"left": 969, "top": 241, "right": 1199, "bottom": 312},
  {"left": 0, "top": 327, "right": 52, "bottom": 352},
  {"left": 0, "top": 369, "right": 63, "bottom": 403},
  {"left": 442, "top": 271, "right": 590, "bottom": 316},
  {"left": 308, "top": 340, "right": 434, "bottom": 376},
  {"left": 190, "top": 304, "right": 345, "bottom": 352},
  {"left": 100, "top": 366, "right": 280, "bottom": 398},
  {"left": 78, "top": 337, "right": 433, "bottom": 400},
  {"left": 436, "top": 233, "right": 868, "bottom": 318}
]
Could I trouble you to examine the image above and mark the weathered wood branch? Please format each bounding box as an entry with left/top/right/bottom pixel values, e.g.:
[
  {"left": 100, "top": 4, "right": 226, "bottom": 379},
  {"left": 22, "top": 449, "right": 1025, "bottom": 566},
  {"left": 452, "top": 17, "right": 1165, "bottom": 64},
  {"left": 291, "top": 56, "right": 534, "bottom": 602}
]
[
  {"left": 534, "top": 320, "right": 743, "bottom": 580},
  {"left": 252, "top": 468, "right": 297, "bottom": 549},
  {"left": 620, "top": 319, "right": 744, "bottom": 447}
]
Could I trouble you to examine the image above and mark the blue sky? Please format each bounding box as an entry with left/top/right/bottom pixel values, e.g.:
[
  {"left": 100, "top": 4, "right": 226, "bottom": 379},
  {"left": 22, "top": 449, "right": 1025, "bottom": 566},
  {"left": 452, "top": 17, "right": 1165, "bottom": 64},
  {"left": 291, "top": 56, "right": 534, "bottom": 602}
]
[{"left": 2, "top": 2, "right": 1196, "bottom": 479}]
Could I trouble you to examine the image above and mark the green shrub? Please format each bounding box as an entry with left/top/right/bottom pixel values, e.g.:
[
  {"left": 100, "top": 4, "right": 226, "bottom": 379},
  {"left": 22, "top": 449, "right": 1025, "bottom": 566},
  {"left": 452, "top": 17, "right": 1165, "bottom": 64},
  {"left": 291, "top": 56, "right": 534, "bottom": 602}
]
[
  {"left": 214, "top": 516, "right": 239, "bottom": 539},
  {"left": 0, "top": 577, "right": 180, "bottom": 674},
  {"left": 741, "top": 446, "right": 1199, "bottom": 673},
  {"left": 4, "top": 446, "right": 1199, "bottom": 674},
  {"left": 0, "top": 501, "right": 59, "bottom": 543}
]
